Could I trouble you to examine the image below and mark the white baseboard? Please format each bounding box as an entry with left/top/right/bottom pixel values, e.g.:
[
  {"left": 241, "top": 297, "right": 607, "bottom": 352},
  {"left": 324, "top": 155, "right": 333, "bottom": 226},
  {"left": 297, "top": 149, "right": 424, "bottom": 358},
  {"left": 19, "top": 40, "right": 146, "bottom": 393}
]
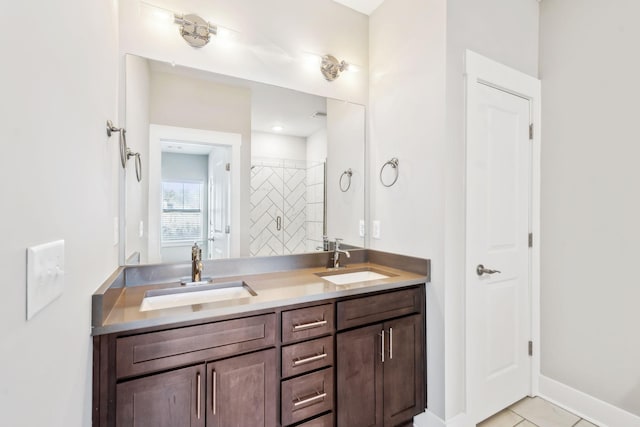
[
  {"left": 538, "top": 375, "right": 640, "bottom": 427},
  {"left": 413, "top": 410, "right": 472, "bottom": 427}
]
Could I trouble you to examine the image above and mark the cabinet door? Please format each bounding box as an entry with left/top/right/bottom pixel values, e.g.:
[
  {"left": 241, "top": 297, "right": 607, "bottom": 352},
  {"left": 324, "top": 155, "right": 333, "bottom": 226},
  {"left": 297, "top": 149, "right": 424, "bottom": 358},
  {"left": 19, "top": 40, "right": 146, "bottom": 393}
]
[
  {"left": 207, "top": 349, "right": 276, "bottom": 427},
  {"left": 383, "top": 315, "right": 425, "bottom": 426},
  {"left": 336, "top": 324, "right": 383, "bottom": 427},
  {"left": 116, "top": 364, "right": 205, "bottom": 427}
]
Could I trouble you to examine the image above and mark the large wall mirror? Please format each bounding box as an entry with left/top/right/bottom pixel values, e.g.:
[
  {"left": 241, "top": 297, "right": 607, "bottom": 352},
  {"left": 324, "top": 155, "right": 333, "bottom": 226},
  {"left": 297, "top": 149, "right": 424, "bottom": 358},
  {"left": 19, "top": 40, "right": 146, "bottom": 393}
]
[{"left": 123, "top": 54, "right": 365, "bottom": 264}]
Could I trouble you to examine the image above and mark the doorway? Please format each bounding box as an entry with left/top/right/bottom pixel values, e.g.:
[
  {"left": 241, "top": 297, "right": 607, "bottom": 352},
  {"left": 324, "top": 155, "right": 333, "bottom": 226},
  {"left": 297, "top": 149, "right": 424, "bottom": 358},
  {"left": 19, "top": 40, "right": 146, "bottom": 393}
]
[
  {"left": 148, "top": 125, "right": 241, "bottom": 263},
  {"left": 465, "top": 51, "right": 541, "bottom": 423}
]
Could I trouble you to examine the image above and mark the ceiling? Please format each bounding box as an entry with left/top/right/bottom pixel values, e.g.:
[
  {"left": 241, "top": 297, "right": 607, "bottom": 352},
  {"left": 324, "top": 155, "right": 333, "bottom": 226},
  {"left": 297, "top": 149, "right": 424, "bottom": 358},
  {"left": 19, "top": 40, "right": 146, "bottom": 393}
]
[
  {"left": 150, "top": 60, "right": 327, "bottom": 138},
  {"left": 333, "top": 0, "right": 385, "bottom": 15}
]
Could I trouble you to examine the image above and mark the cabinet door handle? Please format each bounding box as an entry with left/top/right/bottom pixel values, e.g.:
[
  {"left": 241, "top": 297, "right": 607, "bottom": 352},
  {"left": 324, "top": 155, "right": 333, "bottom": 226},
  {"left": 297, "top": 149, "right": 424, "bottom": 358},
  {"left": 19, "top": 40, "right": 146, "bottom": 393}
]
[
  {"left": 389, "top": 327, "right": 393, "bottom": 360},
  {"left": 293, "top": 352, "right": 327, "bottom": 366},
  {"left": 380, "top": 330, "right": 385, "bottom": 363},
  {"left": 276, "top": 216, "right": 282, "bottom": 231},
  {"left": 293, "top": 320, "right": 327, "bottom": 331},
  {"left": 293, "top": 391, "right": 327, "bottom": 407},
  {"left": 212, "top": 370, "right": 217, "bottom": 415},
  {"left": 196, "top": 372, "right": 201, "bottom": 420}
]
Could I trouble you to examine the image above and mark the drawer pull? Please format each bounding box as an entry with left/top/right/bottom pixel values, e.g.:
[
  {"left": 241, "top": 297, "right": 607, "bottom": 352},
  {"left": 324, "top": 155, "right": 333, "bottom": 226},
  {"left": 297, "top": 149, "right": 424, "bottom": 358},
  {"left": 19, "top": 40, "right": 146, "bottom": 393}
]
[
  {"left": 293, "top": 391, "right": 327, "bottom": 407},
  {"left": 293, "top": 353, "right": 328, "bottom": 366},
  {"left": 196, "top": 372, "right": 201, "bottom": 419},
  {"left": 293, "top": 320, "right": 327, "bottom": 331}
]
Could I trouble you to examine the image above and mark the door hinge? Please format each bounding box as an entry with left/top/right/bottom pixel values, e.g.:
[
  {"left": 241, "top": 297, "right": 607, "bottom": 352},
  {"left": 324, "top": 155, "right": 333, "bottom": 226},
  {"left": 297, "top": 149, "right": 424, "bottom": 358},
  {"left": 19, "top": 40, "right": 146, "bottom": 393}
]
[
  {"left": 225, "top": 163, "right": 231, "bottom": 171},
  {"left": 528, "top": 233, "right": 533, "bottom": 248},
  {"left": 529, "top": 123, "right": 534, "bottom": 140},
  {"left": 528, "top": 341, "right": 533, "bottom": 356}
]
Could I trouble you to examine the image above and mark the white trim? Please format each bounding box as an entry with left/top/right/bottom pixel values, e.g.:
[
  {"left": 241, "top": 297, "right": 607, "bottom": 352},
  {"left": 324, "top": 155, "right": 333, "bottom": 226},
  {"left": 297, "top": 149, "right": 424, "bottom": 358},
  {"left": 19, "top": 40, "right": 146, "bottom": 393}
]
[
  {"left": 464, "top": 50, "right": 541, "bottom": 422},
  {"left": 538, "top": 375, "right": 640, "bottom": 427},
  {"left": 148, "top": 124, "right": 242, "bottom": 262}
]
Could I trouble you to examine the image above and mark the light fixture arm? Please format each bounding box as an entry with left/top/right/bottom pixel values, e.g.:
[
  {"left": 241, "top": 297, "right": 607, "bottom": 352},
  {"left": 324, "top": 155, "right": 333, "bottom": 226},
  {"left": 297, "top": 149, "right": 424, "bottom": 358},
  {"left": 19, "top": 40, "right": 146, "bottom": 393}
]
[
  {"left": 321, "top": 54, "right": 350, "bottom": 81},
  {"left": 174, "top": 13, "right": 217, "bottom": 47}
]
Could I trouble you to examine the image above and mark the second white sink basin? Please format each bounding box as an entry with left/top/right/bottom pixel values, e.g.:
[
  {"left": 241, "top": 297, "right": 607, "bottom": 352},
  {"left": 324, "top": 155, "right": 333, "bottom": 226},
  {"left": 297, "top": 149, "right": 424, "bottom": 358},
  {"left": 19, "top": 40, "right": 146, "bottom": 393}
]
[
  {"left": 315, "top": 268, "right": 396, "bottom": 285},
  {"left": 140, "top": 281, "right": 256, "bottom": 312}
]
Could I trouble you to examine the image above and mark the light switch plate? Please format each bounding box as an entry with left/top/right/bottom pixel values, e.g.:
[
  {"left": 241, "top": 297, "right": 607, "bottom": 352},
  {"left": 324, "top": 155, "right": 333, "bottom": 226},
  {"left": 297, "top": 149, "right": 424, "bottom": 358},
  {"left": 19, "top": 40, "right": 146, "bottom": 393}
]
[
  {"left": 26, "top": 240, "right": 65, "bottom": 320},
  {"left": 113, "top": 217, "right": 119, "bottom": 246},
  {"left": 372, "top": 220, "right": 381, "bottom": 239}
]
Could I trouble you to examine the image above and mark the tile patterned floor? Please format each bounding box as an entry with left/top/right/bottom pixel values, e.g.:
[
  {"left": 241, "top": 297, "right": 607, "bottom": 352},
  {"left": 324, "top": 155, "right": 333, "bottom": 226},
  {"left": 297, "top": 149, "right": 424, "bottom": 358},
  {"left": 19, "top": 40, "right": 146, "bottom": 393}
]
[{"left": 478, "top": 397, "right": 599, "bottom": 427}]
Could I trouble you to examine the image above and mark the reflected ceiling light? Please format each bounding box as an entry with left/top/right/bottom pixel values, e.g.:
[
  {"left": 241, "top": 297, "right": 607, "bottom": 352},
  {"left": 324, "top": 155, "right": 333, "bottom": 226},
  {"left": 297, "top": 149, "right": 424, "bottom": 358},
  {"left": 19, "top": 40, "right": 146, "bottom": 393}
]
[
  {"left": 321, "top": 54, "right": 355, "bottom": 81},
  {"left": 272, "top": 125, "right": 284, "bottom": 132}
]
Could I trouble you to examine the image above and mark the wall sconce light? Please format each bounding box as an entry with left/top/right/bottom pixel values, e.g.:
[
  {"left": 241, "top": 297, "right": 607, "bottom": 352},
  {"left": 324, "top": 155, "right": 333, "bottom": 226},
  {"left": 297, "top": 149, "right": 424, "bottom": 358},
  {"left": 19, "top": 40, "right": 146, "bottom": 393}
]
[
  {"left": 321, "top": 55, "right": 348, "bottom": 81},
  {"left": 174, "top": 14, "right": 217, "bottom": 47}
]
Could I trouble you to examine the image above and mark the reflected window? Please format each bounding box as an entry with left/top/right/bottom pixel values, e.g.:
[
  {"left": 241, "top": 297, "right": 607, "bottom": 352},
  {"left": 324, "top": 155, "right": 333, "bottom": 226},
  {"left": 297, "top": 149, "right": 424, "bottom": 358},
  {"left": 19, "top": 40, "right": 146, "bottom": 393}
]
[{"left": 161, "top": 181, "right": 203, "bottom": 242}]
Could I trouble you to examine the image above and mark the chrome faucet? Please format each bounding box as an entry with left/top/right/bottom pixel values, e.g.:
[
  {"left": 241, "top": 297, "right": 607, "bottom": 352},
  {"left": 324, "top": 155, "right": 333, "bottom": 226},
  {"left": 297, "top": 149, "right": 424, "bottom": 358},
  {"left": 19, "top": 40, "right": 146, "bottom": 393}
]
[
  {"left": 191, "top": 243, "right": 203, "bottom": 282},
  {"left": 332, "top": 238, "right": 351, "bottom": 268}
]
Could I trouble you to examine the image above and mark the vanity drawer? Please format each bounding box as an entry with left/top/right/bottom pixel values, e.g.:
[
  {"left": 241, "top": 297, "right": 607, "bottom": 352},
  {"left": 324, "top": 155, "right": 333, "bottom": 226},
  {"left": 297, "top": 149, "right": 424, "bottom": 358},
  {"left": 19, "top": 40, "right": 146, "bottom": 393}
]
[
  {"left": 282, "top": 304, "right": 334, "bottom": 343},
  {"left": 281, "top": 336, "right": 333, "bottom": 379},
  {"left": 116, "top": 313, "right": 276, "bottom": 379},
  {"left": 296, "top": 412, "right": 333, "bottom": 427},
  {"left": 281, "top": 368, "right": 334, "bottom": 426},
  {"left": 337, "top": 287, "right": 421, "bottom": 330}
]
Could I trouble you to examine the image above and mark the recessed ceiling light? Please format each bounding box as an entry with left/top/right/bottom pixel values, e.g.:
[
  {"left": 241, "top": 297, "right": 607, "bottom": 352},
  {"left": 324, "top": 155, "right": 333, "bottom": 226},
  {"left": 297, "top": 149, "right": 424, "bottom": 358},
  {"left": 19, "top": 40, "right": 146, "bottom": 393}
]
[{"left": 272, "top": 125, "right": 283, "bottom": 132}]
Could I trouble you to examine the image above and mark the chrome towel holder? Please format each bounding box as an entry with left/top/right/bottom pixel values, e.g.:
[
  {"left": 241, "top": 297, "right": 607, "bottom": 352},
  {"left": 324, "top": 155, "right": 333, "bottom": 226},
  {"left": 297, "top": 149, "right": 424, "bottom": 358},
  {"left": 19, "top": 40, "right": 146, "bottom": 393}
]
[
  {"left": 107, "top": 120, "right": 142, "bottom": 182},
  {"left": 380, "top": 157, "right": 399, "bottom": 187},
  {"left": 339, "top": 168, "right": 353, "bottom": 192}
]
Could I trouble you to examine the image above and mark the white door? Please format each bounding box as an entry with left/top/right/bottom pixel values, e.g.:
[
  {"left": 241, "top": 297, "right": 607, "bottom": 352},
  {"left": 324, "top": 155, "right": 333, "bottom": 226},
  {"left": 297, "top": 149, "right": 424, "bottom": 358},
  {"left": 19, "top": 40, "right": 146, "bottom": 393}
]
[
  {"left": 466, "top": 69, "right": 534, "bottom": 421},
  {"left": 208, "top": 146, "right": 231, "bottom": 259}
]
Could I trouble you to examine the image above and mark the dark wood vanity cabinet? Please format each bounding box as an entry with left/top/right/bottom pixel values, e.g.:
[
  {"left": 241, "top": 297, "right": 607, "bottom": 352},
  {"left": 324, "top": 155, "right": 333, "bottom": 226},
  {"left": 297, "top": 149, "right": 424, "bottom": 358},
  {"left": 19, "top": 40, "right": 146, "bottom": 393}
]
[
  {"left": 336, "top": 289, "right": 425, "bottom": 427},
  {"left": 116, "top": 364, "right": 205, "bottom": 427},
  {"left": 207, "top": 349, "right": 276, "bottom": 427},
  {"left": 94, "top": 285, "right": 426, "bottom": 427}
]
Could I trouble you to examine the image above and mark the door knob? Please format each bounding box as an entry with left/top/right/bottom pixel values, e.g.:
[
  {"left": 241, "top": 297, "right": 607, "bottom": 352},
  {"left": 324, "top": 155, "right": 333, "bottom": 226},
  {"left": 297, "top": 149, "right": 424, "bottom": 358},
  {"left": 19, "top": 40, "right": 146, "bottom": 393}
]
[{"left": 476, "top": 264, "right": 501, "bottom": 276}]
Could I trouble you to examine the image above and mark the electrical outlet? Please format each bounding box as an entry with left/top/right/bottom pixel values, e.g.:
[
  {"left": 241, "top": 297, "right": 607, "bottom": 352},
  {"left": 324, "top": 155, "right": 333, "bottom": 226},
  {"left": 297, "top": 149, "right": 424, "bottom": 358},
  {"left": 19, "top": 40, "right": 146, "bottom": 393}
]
[
  {"left": 27, "top": 240, "right": 65, "bottom": 320},
  {"left": 373, "top": 220, "right": 381, "bottom": 239},
  {"left": 359, "top": 219, "right": 365, "bottom": 237}
]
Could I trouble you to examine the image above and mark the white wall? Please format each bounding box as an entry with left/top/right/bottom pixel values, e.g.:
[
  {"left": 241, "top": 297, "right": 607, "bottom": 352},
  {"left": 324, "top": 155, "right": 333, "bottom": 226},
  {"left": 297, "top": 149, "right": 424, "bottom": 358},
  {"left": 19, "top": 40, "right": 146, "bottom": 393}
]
[
  {"left": 539, "top": 0, "right": 640, "bottom": 416},
  {"left": 251, "top": 131, "right": 307, "bottom": 161},
  {"left": 119, "top": 0, "right": 369, "bottom": 105},
  {"left": 444, "top": 0, "right": 539, "bottom": 418},
  {"left": 327, "top": 99, "right": 366, "bottom": 246},
  {"left": 0, "top": 1, "right": 119, "bottom": 426},
  {"left": 307, "top": 127, "right": 328, "bottom": 162},
  {"left": 369, "top": 0, "right": 448, "bottom": 418},
  {"left": 125, "top": 54, "right": 150, "bottom": 263},
  {"left": 149, "top": 70, "right": 252, "bottom": 255}
]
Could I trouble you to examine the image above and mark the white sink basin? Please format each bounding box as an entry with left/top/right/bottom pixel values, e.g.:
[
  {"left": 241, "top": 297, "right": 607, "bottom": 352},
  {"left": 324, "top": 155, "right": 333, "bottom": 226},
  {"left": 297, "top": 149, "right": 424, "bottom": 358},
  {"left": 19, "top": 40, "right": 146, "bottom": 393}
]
[
  {"left": 315, "top": 268, "right": 396, "bottom": 285},
  {"left": 140, "top": 281, "right": 256, "bottom": 312}
]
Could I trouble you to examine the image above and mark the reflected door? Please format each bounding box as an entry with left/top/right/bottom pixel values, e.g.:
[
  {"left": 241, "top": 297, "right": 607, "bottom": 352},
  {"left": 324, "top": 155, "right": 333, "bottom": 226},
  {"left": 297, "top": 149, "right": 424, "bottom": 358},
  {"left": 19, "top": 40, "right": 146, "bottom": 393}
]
[{"left": 208, "top": 146, "right": 231, "bottom": 259}]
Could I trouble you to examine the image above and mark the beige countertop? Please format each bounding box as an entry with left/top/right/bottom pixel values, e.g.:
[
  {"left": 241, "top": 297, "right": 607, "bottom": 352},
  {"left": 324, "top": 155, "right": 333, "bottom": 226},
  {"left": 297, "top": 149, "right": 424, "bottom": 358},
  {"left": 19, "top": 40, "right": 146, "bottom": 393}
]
[{"left": 96, "top": 262, "right": 427, "bottom": 335}]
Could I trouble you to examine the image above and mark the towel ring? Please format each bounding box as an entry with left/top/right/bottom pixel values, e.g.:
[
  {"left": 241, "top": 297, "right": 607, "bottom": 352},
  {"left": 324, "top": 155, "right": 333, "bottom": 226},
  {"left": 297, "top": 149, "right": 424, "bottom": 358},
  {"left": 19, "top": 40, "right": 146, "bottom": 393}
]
[
  {"left": 380, "top": 157, "right": 399, "bottom": 187},
  {"left": 107, "top": 120, "right": 142, "bottom": 182},
  {"left": 127, "top": 148, "right": 143, "bottom": 182},
  {"left": 340, "top": 169, "right": 353, "bottom": 192}
]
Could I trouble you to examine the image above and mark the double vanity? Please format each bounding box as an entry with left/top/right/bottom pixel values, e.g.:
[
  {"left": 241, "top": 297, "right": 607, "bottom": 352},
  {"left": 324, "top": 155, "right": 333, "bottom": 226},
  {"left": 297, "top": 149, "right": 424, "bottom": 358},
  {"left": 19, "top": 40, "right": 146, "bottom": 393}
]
[{"left": 92, "top": 249, "right": 430, "bottom": 426}]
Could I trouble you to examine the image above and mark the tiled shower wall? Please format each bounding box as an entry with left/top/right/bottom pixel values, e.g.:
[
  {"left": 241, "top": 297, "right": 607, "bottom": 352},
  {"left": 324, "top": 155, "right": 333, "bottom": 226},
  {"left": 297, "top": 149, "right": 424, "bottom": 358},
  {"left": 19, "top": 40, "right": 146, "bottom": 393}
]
[{"left": 251, "top": 159, "right": 322, "bottom": 256}]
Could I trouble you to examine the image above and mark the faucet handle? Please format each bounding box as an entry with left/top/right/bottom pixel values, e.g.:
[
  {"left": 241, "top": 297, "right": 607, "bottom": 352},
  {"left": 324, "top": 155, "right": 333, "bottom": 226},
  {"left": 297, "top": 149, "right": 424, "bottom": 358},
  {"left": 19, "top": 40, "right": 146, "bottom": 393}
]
[{"left": 334, "top": 238, "right": 343, "bottom": 250}]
